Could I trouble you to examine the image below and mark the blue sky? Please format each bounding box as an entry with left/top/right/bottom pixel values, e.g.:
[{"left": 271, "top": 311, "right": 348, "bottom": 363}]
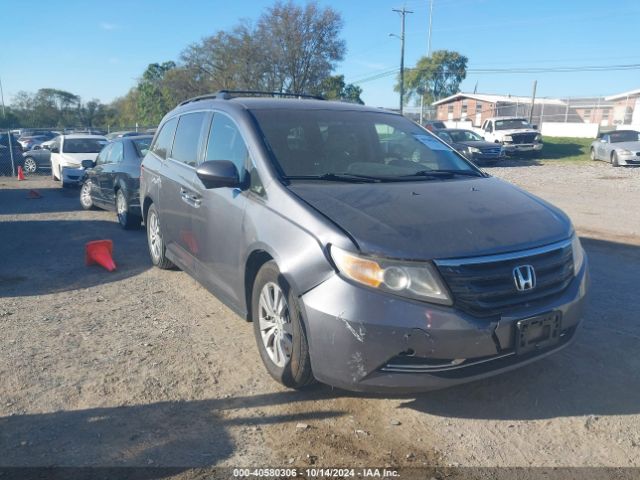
[{"left": 1, "top": 0, "right": 639, "bottom": 108}]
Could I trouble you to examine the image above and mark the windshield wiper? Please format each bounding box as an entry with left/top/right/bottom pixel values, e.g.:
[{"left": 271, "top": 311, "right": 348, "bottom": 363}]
[
  {"left": 284, "top": 173, "right": 380, "bottom": 183},
  {"left": 404, "top": 169, "right": 484, "bottom": 178}
]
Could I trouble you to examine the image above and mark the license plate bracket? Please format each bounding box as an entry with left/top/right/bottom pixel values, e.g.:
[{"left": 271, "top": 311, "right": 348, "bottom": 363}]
[{"left": 515, "top": 312, "right": 562, "bottom": 355}]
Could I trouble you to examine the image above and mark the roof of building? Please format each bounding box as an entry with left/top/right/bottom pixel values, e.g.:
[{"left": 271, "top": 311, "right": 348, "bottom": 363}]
[
  {"left": 604, "top": 88, "right": 640, "bottom": 101},
  {"left": 432, "top": 92, "right": 566, "bottom": 107}
]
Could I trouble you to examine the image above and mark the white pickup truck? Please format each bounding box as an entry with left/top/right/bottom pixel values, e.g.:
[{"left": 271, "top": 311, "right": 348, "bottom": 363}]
[{"left": 474, "top": 117, "right": 543, "bottom": 155}]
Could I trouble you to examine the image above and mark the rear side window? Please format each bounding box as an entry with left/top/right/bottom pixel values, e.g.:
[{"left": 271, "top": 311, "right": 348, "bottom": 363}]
[
  {"left": 205, "top": 113, "right": 249, "bottom": 179},
  {"left": 151, "top": 117, "right": 178, "bottom": 160},
  {"left": 171, "top": 112, "right": 208, "bottom": 166},
  {"left": 109, "top": 142, "right": 124, "bottom": 163},
  {"left": 96, "top": 144, "right": 112, "bottom": 165}
]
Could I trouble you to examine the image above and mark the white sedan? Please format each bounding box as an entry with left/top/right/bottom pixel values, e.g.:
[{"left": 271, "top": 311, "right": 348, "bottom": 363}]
[
  {"left": 48, "top": 134, "right": 108, "bottom": 182},
  {"left": 590, "top": 130, "right": 640, "bottom": 166}
]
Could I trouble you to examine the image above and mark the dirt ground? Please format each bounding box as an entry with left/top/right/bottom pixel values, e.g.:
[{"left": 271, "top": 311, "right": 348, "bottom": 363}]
[{"left": 1, "top": 162, "right": 639, "bottom": 477}]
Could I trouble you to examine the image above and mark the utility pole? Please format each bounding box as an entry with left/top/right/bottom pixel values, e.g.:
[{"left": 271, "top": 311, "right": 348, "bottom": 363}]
[
  {"left": 0, "top": 76, "right": 6, "bottom": 118},
  {"left": 420, "top": 0, "right": 434, "bottom": 124},
  {"left": 391, "top": 7, "right": 413, "bottom": 115},
  {"left": 528, "top": 80, "right": 537, "bottom": 124}
]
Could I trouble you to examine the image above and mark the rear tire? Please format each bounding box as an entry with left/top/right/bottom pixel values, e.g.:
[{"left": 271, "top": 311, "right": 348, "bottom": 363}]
[
  {"left": 146, "top": 203, "right": 174, "bottom": 269},
  {"left": 116, "top": 189, "right": 141, "bottom": 230},
  {"left": 23, "top": 157, "right": 37, "bottom": 174},
  {"left": 252, "top": 261, "right": 314, "bottom": 389}
]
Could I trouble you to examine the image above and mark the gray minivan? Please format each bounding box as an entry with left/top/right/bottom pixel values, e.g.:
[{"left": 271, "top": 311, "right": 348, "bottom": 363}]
[{"left": 140, "top": 91, "right": 589, "bottom": 393}]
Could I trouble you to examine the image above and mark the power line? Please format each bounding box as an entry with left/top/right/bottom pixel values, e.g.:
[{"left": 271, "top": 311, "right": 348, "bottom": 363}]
[{"left": 349, "top": 62, "right": 640, "bottom": 85}]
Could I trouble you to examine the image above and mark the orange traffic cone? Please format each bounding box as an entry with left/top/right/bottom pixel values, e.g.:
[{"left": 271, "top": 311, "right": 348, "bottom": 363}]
[
  {"left": 17, "top": 166, "right": 25, "bottom": 181},
  {"left": 85, "top": 240, "right": 117, "bottom": 272}
]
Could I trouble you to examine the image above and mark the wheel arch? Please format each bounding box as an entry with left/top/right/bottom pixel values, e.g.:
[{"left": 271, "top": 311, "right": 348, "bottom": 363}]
[{"left": 244, "top": 250, "right": 275, "bottom": 322}]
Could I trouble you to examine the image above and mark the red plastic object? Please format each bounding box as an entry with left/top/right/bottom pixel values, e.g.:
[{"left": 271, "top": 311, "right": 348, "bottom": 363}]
[
  {"left": 26, "top": 190, "right": 42, "bottom": 199},
  {"left": 17, "top": 166, "right": 25, "bottom": 181},
  {"left": 85, "top": 240, "right": 117, "bottom": 272}
]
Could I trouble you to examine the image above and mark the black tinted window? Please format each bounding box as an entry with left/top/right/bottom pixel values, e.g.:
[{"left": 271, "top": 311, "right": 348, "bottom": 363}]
[
  {"left": 205, "top": 113, "right": 249, "bottom": 178},
  {"left": 253, "top": 109, "right": 472, "bottom": 177},
  {"left": 172, "top": 112, "right": 208, "bottom": 166},
  {"left": 151, "top": 117, "right": 178, "bottom": 160}
]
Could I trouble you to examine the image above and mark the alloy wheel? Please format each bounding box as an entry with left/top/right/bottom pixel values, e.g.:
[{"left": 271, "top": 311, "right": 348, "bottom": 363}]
[{"left": 258, "top": 281, "right": 293, "bottom": 368}]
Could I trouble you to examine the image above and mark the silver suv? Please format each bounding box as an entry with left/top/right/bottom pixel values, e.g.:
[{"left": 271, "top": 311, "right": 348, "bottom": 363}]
[{"left": 140, "top": 91, "right": 589, "bottom": 393}]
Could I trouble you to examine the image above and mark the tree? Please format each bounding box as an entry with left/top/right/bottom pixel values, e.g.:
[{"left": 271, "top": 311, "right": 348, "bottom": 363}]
[
  {"left": 137, "top": 61, "right": 176, "bottom": 126},
  {"left": 317, "top": 75, "right": 363, "bottom": 104},
  {"left": 397, "top": 50, "right": 468, "bottom": 105},
  {"left": 178, "top": 1, "right": 345, "bottom": 95}
]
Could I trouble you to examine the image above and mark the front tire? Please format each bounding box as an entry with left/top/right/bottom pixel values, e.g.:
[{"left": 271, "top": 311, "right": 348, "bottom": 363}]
[
  {"left": 612, "top": 152, "right": 620, "bottom": 167},
  {"left": 116, "top": 189, "right": 141, "bottom": 230},
  {"left": 590, "top": 148, "right": 597, "bottom": 161},
  {"left": 252, "top": 261, "right": 314, "bottom": 389},
  {"left": 80, "top": 181, "right": 95, "bottom": 210},
  {"left": 146, "top": 203, "right": 174, "bottom": 269}
]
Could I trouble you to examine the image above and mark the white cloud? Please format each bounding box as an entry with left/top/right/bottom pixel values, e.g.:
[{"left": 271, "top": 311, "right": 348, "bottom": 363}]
[{"left": 100, "top": 22, "right": 119, "bottom": 31}]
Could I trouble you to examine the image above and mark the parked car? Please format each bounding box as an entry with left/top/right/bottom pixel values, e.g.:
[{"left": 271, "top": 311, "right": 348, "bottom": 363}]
[
  {"left": 21, "top": 145, "right": 51, "bottom": 174},
  {"left": 140, "top": 91, "right": 588, "bottom": 393},
  {"left": 80, "top": 136, "right": 152, "bottom": 228},
  {"left": 0, "top": 132, "right": 24, "bottom": 175},
  {"left": 474, "top": 117, "right": 543, "bottom": 155},
  {"left": 105, "top": 130, "right": 145, "bottom": 140},
  {"left": 423, "top": 120, "right": 446, "bottom": 132},
  {"left": 436, "top": 128, "right": 504, "bottom": 165},
  {"left": 49, "top": 134, "right": 108, "bottom": 182},
  {"left": 18, "top": 135, "right": 49, "bottom": 151},
  {"left": 590, "top": 130, "right": 640, "bottom": 166}
]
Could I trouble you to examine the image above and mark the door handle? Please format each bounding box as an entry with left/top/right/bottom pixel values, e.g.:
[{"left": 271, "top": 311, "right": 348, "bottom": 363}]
[{"left": 180, "top": 188, "right": 202, "bottom": 208}]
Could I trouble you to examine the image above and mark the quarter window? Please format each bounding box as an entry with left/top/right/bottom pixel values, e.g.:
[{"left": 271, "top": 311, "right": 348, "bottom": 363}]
[
  {"left": 109, "top": 142, "right": 124, "bottom": 163},
  {"left": 172, "top": 112, "right": 208, "bottom": 166},
  {"left": 96, "top": 144, "right": 112, "bottom": 165},
  {"left": 205, "top": 114, "right": 249, "bottom": 179},
  {"left": 151, "top": 117, "right": 178, "bottom": 160}
]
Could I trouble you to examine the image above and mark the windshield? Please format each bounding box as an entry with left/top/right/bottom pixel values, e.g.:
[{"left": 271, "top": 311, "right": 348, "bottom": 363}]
[
  {"left": 447, "top": 130, "right": 484, "bottom": 142},
  {"left": 609, "top": 131, "right": 640, "bottom": 143},
  {"left": 495, "top": 119, "right": 532, "bottom": 130},
  {"left": 251, "top": 109, "right": 477, "bottom": 179},
  {"left": 132, "top": 138, "right": 152, "bottom": 158},
  {"left": 64, "top": 138, "right": 107, "bottom": 153}
]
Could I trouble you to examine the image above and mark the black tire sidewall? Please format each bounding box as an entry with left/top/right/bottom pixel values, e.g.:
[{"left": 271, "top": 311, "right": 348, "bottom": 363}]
[{"left": 251, "top": 261, "right": 313, "bottom": 388}]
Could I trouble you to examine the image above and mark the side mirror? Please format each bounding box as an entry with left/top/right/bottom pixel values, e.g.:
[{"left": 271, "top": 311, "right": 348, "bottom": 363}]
[
  {"left": 196, "top": 160, "right": 240, "bottom": 189},
  {"left": 600, "top": 138, "right": 607, "bottom": 143},
  {"left": 33, "top": 145, "right": 42, "bottom": 150},
  {"left": 81, "top": 159, "right": 95, "bottom": 169},
  {"left": 50, "top": 146, "right": 59, "bottom": 153},
  {"left": 532, "top": 125, "right": 538, "bottom": 130}
]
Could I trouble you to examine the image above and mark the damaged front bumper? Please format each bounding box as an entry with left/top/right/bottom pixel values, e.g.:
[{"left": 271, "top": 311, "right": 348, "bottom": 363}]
[{"left": 300, "top": 260, "right": 589, "bottom": 393}]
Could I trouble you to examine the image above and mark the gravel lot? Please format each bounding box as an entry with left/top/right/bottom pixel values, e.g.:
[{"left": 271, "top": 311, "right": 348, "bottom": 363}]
[{"left": 0, "top": 161, "right": 639, "bottom": 477}]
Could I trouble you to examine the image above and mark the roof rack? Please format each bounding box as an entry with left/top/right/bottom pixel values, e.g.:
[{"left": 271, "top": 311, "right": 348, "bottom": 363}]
[{"left": 178, "top": 90, "right": 324, "bottom": 106}]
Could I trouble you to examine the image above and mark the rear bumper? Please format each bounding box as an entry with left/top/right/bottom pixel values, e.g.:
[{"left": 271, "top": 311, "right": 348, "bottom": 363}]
[{"left": 300, "top": 259, "right": 589, "bottom": 393}]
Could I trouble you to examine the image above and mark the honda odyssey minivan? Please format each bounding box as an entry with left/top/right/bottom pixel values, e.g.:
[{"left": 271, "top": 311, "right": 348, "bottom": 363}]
[{"left": 140, "top": 91, "right": 589, "bottom": 392}]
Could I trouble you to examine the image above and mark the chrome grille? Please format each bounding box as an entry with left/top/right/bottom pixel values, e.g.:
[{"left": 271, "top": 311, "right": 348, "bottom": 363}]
[
  {"left": 435, "top": 239, "right": 574, "bottom": 318},
  {"left": 510, "top": 132, "right": 537, "bottom": 144}
]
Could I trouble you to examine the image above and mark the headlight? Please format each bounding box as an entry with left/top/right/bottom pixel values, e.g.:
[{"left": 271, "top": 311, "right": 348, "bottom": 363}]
[
  {"left": 571, "top": 234, "right": 585, "bottom": 276},
  {"left": 618, "top": 149, "right": 632, "bottom": 155},
  {"left": 535, "top": 134, "right": 542, "bottom": 142},
  {"left": 503, "top": 135, "right": 513, "bottom": 142},
  {"left": 467, "top": 146, "right": 481, "bottom": 154},
  {"left": 330, "top": 245, "right": 452, "bottom": 305}
]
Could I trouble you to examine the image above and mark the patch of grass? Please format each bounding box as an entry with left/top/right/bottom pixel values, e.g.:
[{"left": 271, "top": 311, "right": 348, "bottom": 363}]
[{"left": 539, "top": 136, "right": 594, "bottom": 163}]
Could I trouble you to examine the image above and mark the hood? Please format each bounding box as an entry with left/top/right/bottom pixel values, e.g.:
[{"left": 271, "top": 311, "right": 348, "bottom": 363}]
[
  {"left": 61, "top": 152, "right": 99, "bottom": 164},
  {"left": 612, "top": 141, "right": 640, "bottom": 151},
  {"left": 288, "top": 177, "right": 572, "bottom": 260}
]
